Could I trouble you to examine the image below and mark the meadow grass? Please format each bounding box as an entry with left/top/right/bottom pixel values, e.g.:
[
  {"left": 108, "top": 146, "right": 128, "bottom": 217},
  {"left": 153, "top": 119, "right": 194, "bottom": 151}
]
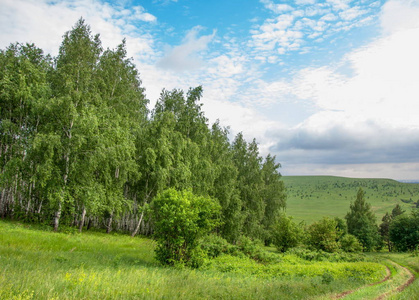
[
  {"left": 0, "top": 220, "right": 391, "bottom": 299},
  {"left": 379, "top": 252, "right": 419, "bottom": 300},
  {"left": 282, "top": 176, "right": 419, "bottom": 224}
]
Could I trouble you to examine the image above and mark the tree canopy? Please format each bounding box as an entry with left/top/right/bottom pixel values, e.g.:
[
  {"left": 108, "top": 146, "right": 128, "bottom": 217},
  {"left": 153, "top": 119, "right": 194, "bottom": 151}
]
[
  {"left": 345, "top": 188, "right": 380, "bottom": 251},
  {"left": 0, "top": 19, "right": 286, "bottom": 244}
]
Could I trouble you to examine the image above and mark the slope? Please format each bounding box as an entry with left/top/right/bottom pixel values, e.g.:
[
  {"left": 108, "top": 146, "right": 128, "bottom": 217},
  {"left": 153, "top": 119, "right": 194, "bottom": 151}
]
[{"left": 282, "top": 176, "right": 419, "bottom": 224}]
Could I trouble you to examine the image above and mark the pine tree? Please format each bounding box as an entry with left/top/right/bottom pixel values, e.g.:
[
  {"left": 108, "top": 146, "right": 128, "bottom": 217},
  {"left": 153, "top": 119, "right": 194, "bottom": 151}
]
[{"left": 345, "top": 188, "right": 380, "bottom": 251}]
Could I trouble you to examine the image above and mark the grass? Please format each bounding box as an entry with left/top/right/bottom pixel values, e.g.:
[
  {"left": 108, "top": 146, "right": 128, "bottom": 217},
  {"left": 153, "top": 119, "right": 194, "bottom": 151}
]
[
  {"left": 0, "top": 220, "right": 391, "bottom": 299},
  {"left": 282, "top": 176, "right": 419, "bottom": 224},
  {"left": 379, "top": 252, "right": 419, "bottom": 300}
]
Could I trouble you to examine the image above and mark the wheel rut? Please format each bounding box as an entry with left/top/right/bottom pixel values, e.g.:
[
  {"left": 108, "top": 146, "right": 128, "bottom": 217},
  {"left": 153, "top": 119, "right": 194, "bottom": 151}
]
[{"left": 332, "top": 259, "right": 415, "bottom": 299}]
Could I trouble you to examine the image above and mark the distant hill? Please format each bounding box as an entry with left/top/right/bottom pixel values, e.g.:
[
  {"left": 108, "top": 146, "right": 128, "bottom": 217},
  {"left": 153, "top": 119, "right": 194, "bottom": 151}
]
[{"left": 282, "top": 176, "right": 419, "bottom": 224}]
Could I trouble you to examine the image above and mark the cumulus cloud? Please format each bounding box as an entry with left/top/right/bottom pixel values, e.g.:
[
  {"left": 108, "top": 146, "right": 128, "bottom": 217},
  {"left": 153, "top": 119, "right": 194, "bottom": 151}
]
[
  {"left": 0, "top": 0, "right": 157, "bottom": 57},
  {"left": 157, "top": 26, "right": 216, "bottom": 71},
  {"left": 271, "top": 115, "right": 419, "bottom": 165},
  {"left": 380, "top": 0, "right": 419, "bottom": 34},
  {"left": 251, "top": 0, "right": 378, "bottom": 59},
  {"left": 264, "top": 0, "right": 419, "bottom": 178}
]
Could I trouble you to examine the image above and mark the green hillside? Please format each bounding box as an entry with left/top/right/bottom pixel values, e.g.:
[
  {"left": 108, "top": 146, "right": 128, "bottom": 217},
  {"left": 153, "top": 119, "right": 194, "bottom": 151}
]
[{"left": 282, "top": 176, "right": 419, "bottom": 224}]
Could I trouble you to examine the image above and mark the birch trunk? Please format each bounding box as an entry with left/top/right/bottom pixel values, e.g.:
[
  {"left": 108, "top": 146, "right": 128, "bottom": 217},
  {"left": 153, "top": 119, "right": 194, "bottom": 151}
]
[{"left": 79, "top": 206, "right": 86, "bottom": 233}]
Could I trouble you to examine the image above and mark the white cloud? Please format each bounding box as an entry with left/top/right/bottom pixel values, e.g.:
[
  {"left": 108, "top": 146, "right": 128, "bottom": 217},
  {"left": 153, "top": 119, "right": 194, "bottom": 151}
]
[
  {"left": 153, "top": 0, "right": 178, "bottom": 5},
  {"left": 0, "top": 0, "right": 157, "bottom": 57},
  {"left": 295, "top": 0, "right": 317, "bottom": 5},
  {"left": 264, "top": 0, "right": 419, "bottom": 179},
  {"left": 251, "top": 14, "right": 303, "bottom": 52},
  {"left": 339, "top": 6, "right": 367, "bottom": 21},
  {"left": 261, "top": 0, "right": 293, "bottom": 13},
  {"left": 380, "top": 0, "right": 419, "bottom": 35},
  {"left": 283, "top": 162, "right": 419, "bottom": 180},
  {"left": 251, "top": 0, "right": 377, "bottom": 60},
  {"left": 326, "top": 0, "right": 351, "bottom": 11},
  {"left": 290, "top": 25, "right": 419, "bottom": 128},
  {"left": 132, "top": 6, "right": 157, "bottom": 22},
  {"left": 157, "top": 26, "right": 216, "bottom": 71}
]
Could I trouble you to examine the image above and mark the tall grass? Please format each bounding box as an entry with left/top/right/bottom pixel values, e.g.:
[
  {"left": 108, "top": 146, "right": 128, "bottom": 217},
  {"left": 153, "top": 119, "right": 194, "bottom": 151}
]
[{"left": 0, "top": 220, "right": 389, "bottom": 299}]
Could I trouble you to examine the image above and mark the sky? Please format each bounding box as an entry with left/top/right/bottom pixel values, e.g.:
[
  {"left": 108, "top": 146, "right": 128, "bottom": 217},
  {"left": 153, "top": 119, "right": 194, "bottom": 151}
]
[{"left": 1, "top": 0, "right": 419, "bottom": 180}]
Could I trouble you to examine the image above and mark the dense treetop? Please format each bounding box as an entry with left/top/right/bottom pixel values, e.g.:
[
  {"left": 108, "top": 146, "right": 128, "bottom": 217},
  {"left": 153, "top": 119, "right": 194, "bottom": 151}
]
[{"left": 0, "top": 19, "right": 286, "bottom": 243}]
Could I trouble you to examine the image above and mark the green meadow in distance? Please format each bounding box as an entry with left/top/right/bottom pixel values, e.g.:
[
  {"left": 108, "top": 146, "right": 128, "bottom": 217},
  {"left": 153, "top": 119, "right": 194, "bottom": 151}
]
[{"left": 282, "top": 176, "right": 419, "bottom": 224}]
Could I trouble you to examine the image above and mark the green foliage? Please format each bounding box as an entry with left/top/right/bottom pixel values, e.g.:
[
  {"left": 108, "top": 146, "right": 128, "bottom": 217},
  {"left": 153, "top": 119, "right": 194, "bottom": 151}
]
[
  {"left": 261, "top": 154, "right": 286, "bottom": 243},
  {"left": 151, "top": 189, "right": 221, "bottom": 267},
  {"left": 389, "top": 209, "right": 419, "bottom": 252},
  {"left": 286, "top": 247, "right": 366, "bottom": 262},
  {"left": 340, "top": 234, "right": 363, "bottom": 252},
  {"left": 391, "top": 204, "right": 405, "bottom": 218},
  {"left": 199, "top": 234, "right": 235, "bottom": 258},
  {"left": 199, "top": 234, "right": 280, "bottom": 264},
  {"left": 0, "top": 19, "right": 289, "bottom": 243},
  {"left": 306, "top": 217, "right": 341, "bottom": 253},
  {"left": 379, "top": 204, "right": 406, "bottom": 251},
  {"left": 271, "top": 213, "right": 304, "bottom": 252},
  {"left": 207, "top": 252, "right": 384, "bottom": 283},
  {"left": 232, "top": 134, "right": 264, "bottom": 239},
  {"left": 346, "top": 188, "right": 380, "bottom": 251}
]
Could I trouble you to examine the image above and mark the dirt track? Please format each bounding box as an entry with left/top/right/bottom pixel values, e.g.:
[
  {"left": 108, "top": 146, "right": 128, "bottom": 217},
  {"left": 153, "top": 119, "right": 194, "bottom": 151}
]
[
  {"left": 375, "top": 264, "right": 415, "bottom": 300},
  {"left": 333, "top": 260, "right": 416, "bottom": 299}
]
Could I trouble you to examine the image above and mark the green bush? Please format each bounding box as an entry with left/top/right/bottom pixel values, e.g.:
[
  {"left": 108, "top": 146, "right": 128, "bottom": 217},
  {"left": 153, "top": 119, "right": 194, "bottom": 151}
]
[
  {"left": 236, "top": 236, "right": 280, "bottom": 263},
  {"left": 286, "top": 247, "right": 365, "bottom": 263},
  {"left": 389, "top": 210, "right": 419, "bottom": 252},
  {"left": 271, "top": 213, "right": 305, "bottom": 252},
  {"left": 151, "top": 189, "right": 221, "bottom": 267},
  {"left": 306, "top": 217, "right": 341, "bottom": 253},
  {"left": 200, "top": 234, "right": 234, "bottom": 258},
  {"left": 340, "top": 234, "right": 362, "bottom": 252}
]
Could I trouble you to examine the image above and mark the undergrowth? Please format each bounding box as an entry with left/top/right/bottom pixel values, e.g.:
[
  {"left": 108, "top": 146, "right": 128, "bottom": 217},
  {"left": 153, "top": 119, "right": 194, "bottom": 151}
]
[{"left": 0, "top": 220, "right": 390, "bottom": 299}]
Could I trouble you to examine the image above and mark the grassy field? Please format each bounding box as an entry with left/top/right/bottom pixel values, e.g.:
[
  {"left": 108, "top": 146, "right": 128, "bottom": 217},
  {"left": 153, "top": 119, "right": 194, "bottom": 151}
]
[
  {"left": 0, "top": 220, "right": 393, "bottom": 300},
  {"left": 282, "top": 176, "right": 419, "bottom": 224}
]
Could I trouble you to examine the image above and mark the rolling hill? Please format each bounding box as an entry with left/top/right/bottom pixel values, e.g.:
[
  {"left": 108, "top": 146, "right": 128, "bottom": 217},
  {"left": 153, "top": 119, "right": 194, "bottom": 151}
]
[{"left": 282, "top": 176, "right": 419, "bottom": 224}]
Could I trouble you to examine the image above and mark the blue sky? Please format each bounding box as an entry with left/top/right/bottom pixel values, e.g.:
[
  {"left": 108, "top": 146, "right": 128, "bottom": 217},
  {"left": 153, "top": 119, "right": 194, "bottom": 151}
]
[{"left": 1, "top": 0, "right": 419, "bottom": 180}]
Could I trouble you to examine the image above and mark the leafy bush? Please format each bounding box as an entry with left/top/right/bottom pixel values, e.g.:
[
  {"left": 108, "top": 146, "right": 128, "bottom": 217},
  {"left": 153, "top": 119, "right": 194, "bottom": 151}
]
[
  {"left": 207, "top": 253, "right": 384, "bottom": 283},
  {"left": 151, "top": 189, "right": 221, "bottom": 267},
  {"left": 271, "top": 213, "right": 305, "bottom": 252},
  {"left": 200, "top": 234, "right": 279, "bottom": 263},
  {"left": 199, "top": 234, "right": 235, "bottom": 258},
  {"left": 286, "top": 247, "right": 366, "bottom": 263},
  {"left": 389, "top": 210, "right": 419, "bottom": 252},
  {"left": 236, "top": 236, "right": 280, "bottom": 263},
  {"left": 306, "top": 217, "right": 341, "bottom": 253},
  {"left": 340, "top": 234, "right": 362, "bottom": 252}
]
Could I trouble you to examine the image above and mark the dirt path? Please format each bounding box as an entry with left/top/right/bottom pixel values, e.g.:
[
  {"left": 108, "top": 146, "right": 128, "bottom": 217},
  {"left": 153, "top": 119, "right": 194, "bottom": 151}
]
[
  {"left": 333, "top": 260, "right": 416, "bottom": 299},
  {"left": 333, "top": 266, "right": 391, "bottom": 299},
  {"left": 375, "top": 264, "right": 415, "bottom": 300}
]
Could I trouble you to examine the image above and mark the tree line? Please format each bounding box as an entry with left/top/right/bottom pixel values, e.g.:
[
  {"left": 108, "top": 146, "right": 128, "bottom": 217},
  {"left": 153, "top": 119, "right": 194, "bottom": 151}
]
[
  {"left": 0, "top": 19, "right": 286, "bottom": 243},
  {"left": 271, "top": 188, "right": 419, "bottom": 255}
]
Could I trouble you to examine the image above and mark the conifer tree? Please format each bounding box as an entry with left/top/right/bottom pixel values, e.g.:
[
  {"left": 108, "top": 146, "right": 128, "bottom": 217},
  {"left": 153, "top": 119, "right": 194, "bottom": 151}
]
[{"left": 345, "top": 188, "right": 380, "bottom": 251}]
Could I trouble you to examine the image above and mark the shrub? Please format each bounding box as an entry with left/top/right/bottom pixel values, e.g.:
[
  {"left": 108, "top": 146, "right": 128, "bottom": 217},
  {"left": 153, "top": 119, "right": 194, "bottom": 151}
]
[
  {"left": 200, "top": 234, "right": 233, "bottom": 258},
  {"left": 306, "top": 217, "right": 341, "bottom": 253},
  {"left": 235, "top": 236, "right": 279, "bottom": 263},
  {"left": 151, "top": 189, "right": 221, "bottom": 267},
  {"left": 271, "top": 213, "right": 305, "bottom": 252},
  {"left": 389, "top": 210, "right": 419, "bottom": 252},
  {"left": 340, "top": 234, "right": 362, "bottom": 252},
  {"left": 286, "top": 247, "right": 366, "bottom": 262}
]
